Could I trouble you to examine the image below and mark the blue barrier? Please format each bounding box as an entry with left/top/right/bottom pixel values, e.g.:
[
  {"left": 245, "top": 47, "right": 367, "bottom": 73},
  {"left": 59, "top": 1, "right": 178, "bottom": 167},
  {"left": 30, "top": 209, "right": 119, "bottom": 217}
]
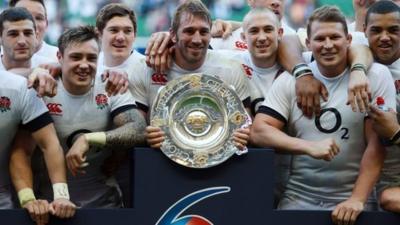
[{"left": 1, "top": 148, "right": 400, "bottom": 225}]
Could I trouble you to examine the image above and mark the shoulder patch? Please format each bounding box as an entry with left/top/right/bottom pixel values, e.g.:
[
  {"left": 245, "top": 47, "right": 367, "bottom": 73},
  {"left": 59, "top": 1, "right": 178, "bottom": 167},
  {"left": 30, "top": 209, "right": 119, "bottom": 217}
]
[
  {"left": 0, "top": 96, "right": 11, "bottom": 112},
  {"left": 95, "top": 94, "right": 109, "bottom": 110}
]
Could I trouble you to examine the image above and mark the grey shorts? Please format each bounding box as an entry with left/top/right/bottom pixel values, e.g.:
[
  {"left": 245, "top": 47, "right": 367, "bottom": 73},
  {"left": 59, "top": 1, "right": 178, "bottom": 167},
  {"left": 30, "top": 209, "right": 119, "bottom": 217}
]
[{"left": 278, "top": 193, "right": 378, "bottom": 211}]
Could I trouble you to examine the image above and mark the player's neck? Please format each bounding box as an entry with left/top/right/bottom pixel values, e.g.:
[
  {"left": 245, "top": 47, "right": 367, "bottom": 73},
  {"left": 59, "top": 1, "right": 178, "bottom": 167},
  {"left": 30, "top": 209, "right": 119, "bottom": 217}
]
[
  {"left": 317, "top": 61, "right": 347, "bottom": 78},
  {"left": 105, "top": 54, "right": 126, "bottom": 67},
  {"left": 62, "top": 79, "right": 92, "bottom": 96},
  {"left": 2, "top": 55, "right": 31, "bottom": 71},
  {"left": 251, "top": 54, "right": 277, "bottom": 68},
  {"left": 35, "top": 41, "right": 43, "bottom": 53},
  {"left": 377, "top": 51, "right": 400, "bottom": 65},
  {"left": 173, "top": 51, "right": 205, "bottom": 71}
]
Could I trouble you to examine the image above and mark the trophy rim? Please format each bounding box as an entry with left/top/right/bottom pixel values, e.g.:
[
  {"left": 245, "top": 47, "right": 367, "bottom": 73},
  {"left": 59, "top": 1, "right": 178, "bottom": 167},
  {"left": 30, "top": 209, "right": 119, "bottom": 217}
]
[{"left": 150, "top": 73, "right": 250, "bottom": 169}]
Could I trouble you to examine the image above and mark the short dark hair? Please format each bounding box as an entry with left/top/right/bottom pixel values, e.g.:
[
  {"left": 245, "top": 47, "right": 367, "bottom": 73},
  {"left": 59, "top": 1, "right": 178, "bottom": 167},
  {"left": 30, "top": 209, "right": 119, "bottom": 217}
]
[
  {"left": 171, "top": 0, "right": 211, "bottom": 34},
  {"left": 0, "top": 7, "right": 36, "bottom": 34},
  {"left": 9, "top": 0, "right": 47, "bottom": 16},
  {"left": 58, "top": 25, "right": 99, "bottom": 54},
  {"left": 365, "top": 1, "right": 400, "bottom": 25},
  {"left": 96, "top": 3, "right": 137, "bottom": 35},
  {"left": 306, "top": 5, "right": 348, "bottom": 37}
]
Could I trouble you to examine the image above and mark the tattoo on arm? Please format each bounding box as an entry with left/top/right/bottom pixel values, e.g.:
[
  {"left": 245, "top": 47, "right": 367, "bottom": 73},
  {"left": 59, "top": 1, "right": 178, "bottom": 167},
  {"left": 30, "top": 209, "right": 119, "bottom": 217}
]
[{"left": 104, "top": 109, "right": 147, "bottom": 149}]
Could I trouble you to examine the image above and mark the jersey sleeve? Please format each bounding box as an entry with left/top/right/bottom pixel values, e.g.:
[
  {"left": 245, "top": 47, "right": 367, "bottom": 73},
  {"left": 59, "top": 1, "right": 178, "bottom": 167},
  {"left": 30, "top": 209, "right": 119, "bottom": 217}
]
[
  {"left": 20, "top": 84, "right": 52, "bottom": 132},
  {"left": 127, "top": 59, "right": 151, "bottom": 108},
  {"left": 257, "top": 72, "right": 295, "bottom": 124},
  {"left": 368, "top": 63, "right": 397, "bottom": 110},
  {"left": 228, "top": 60, "right": 251, "bottom": 105},
  {"left": 110, "top": 90, "right": 137, "bottom": 119}
]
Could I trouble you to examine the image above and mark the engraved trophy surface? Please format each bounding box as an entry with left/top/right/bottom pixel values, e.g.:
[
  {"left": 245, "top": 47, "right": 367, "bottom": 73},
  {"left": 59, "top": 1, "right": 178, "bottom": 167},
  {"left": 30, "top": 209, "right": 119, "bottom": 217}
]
[{"left": 150, "top": 73, "right": 251, "bottom": 168}]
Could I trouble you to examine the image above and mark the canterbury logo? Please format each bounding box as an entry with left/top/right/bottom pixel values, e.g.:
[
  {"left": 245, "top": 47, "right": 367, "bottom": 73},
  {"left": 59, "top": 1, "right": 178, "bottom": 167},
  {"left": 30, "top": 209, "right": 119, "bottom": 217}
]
[
  {"left": 156, "top": 187, "right": 230, "bottom": 225},
  {"left": 241, "top": 64, "right": 253, "bottom": 79},
  {"left": 47, "top": 103, "right": 62, "bottom": 115},
  {"left": 151, "top": 73, "right": 168, "bottom": 85},
  {"left": 395, "top": 80, "right": 400, "bottom": 94},
  {"left": 235, "top": 41, "right": 248, "bottom": 50}
]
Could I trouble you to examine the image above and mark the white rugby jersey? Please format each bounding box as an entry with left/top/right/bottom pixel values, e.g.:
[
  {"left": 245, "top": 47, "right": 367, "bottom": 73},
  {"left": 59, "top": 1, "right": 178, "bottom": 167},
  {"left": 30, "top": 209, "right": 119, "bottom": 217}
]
[
  {"left": 0, "top": 54, "right": 53, "bottom": 72},
  {"left": 210, "top": 21, "right": 296, "bottom": 51},
  {"left": 39, "top": 77, "right": 136, "bottom": 207},
  {"left": 97, "top": 50, "right": 145, "bottom": 80},
  {"left": 35, "top": 41, "right": 58, "bottom": 63},
  {"left": 380, "top": 58, "right": 400, "bottom": 189},
  {"left": 259, "top": 62, "right": 395, "bottom": 203},
  {"left": 130, "top": 50, "right": 250, "bottom": 113},
  {"left": 217, "top": 50, "right": 283, "bottom": 115},
  {"left": 0, "top": 71, "right": 50, "bottom": 208}
]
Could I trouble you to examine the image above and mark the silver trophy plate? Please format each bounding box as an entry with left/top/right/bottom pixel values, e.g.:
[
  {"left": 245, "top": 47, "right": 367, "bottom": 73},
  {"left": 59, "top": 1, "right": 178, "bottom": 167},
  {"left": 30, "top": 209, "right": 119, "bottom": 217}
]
[{"left": 150, "top": 73, "right": 251, "bottom": 168}]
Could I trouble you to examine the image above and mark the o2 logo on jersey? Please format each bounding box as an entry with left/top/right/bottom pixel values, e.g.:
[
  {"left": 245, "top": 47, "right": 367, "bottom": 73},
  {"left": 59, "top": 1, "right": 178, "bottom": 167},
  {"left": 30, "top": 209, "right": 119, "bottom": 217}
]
[
  {"left": 315, "top": 108, "right": 349, "bottom": 140},
  {"left": 95, "top": 94, "right": 109, "bottom": 110},
  {"left": 156, "top": 186, "right": 231, "bottom": 225},
  {"left": 0, "top": 96, "right": 11, "bottom": 112}
]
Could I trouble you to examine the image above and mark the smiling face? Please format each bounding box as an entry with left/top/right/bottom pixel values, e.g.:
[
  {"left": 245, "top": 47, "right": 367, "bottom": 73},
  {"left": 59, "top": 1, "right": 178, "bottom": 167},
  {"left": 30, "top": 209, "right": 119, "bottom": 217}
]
[
  {"left": 365, "top": 12, "right": 400, "bottom": 65},
  {"left": 58, "top": 39, "right": 99, "bottom": 95},
  {"left": 1, "top": 19, "right": 37, "bottom": 64},
  {"left": 171, "top": 12, "right": 211, "bottom": 70},
  {"left": 307, "top": 21, "right": 351, "bottom": 77},
  {"left": 99, "top": 15, "right": 135, "bottom": 66},
  {"left": 241, "top": 10, "right": 282, "bottom": 67}
]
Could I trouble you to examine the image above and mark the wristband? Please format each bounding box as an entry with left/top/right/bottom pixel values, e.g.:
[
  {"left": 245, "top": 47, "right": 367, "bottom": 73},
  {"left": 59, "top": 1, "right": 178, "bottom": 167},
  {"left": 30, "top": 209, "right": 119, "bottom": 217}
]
[
  {"left": 53, "top": 183, "right": 70, "bottom": 200},
  {"left": 294, "top": 69, "right": 313, "bottom": 79},
  {"left": 291, "top": 63, "right": 308, "bottom": 75},
  {"left": 84, "top": 132, "right": 106, "bottom": 147},
  {"left": 292, "top": 63, "right": 313, "bottom": 79},
  {"left": 350, "top": 63, "right": 367, "bottom": 74},
  {"left": 18, "top": 188, "right": 36, "bottom": 207}
]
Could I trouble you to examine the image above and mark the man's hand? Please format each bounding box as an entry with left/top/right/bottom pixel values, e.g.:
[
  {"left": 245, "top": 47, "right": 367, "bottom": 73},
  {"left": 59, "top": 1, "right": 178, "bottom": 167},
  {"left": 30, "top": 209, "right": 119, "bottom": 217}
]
[
  {"left": 332, "top": 198, "right": 364, "bottom": 225},
  {"left": 49, "top": 198, "right": 76, "bottom": 219},
  {"left": 28, "top": 68, "right": 57, "bottom": 97},
  {"left": 233, "top": 127, "right": 250, "bottom": 150},
  {"left": 66, "top": 135, "right": 89, "bottom": 176},
  {"left": 101, "top": 69, "right": 129, "bottom": 96},
  {"left": 306, "top": 138, "right": 340, "bottom": 161},
  {"left": 145, "top": 32, "right": 173, "bottom": 73},
  {"left": 24, "top": 199, "right": 50, "bottom": 225},
  {"left": 369, "top": 105, "right": 399, "bottom": 139},
  {"left": 211, "top": 19, "right": 233, "bottom": 39},
  {"left": 295, "top": 75, "right": 328, "bottom": 118},
  {"left": 145, "top": 126, "right": 165, "bottom": 149},
  {"left": 347, "top": 70, "right": 371, "bottom": 113},
  {"left": 39, "top": 63, "right": 62, "bottom": 78}
]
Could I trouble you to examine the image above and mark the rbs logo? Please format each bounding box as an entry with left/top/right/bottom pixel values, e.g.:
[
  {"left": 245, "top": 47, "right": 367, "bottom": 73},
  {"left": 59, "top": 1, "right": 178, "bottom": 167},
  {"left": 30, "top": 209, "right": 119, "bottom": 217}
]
[{"left": 156, "top": 187, "right": 231, "bottom": 225}]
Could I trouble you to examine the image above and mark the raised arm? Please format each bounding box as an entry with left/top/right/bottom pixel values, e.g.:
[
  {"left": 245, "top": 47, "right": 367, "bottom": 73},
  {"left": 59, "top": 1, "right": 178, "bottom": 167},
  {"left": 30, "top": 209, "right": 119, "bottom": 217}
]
[
  {"left": 347, "top": 44, "right": 373, "bottom": 112},
  {"left": 278, "top": 34, "right": 328, "bottom": 118}
]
